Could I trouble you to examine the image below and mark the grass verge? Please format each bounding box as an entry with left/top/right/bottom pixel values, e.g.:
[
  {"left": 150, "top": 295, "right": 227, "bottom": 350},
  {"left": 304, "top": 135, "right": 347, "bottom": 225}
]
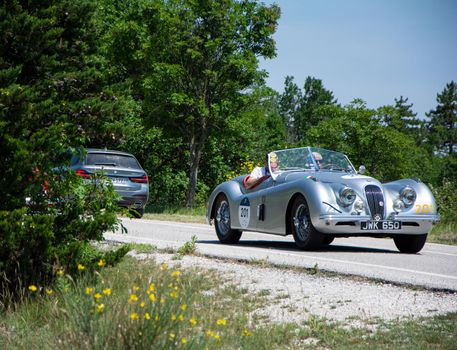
[
  {"left": 1, "top": 249, "right": 456, "bottom": 349},
  {"left": 143, "top": 205, "right": 206, "bottom": 224}
]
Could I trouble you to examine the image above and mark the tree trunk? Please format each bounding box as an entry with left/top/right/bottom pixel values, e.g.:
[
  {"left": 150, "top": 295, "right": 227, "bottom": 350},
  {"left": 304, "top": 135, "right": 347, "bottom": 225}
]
[{"left": 186, "top": 135, "right": 204, "bottom": 208}]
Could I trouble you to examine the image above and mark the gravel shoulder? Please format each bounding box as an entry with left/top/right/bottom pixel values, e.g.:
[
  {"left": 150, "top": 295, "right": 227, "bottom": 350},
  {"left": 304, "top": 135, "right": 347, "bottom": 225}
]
[{"left": 129, "top": 250, "right": 457, "bottom": 327}]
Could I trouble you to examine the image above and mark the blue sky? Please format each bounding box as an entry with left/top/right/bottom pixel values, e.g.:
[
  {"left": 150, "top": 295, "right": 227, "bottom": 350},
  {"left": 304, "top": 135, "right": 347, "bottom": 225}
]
[{"left": 259, "top": 0, "right": 457, "bottom": 118}]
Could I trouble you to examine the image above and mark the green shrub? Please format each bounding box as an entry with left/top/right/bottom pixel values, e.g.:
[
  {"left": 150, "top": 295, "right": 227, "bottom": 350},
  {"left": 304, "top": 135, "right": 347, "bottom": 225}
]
[
  {"left": 0, "top": 172, "right": 124, "bottom": 303},
  {"left": 431, "top": 180, "right": 457, "bottom": 224}
]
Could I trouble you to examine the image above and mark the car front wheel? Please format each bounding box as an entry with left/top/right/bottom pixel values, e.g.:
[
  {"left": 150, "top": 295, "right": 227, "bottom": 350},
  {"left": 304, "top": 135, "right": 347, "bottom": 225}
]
[
  {"left": 393, "top": 234, "right": 427, "bottom": 254},
  {"left": 214, "top": 194, "right": 242, "bottom": 244},
  {"left": 290, "top": 196, "right": 323, "bottom": 250}
]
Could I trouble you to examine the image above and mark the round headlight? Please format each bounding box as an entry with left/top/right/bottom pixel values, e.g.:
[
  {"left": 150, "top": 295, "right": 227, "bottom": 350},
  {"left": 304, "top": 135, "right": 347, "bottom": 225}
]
[
  {"left": 354, "top": 200, "right": 364, "bottom": 213},
  {"left": 400, "top": 186, "right": 416, "bottom": 206},
  {"left": 393, "top": 199, "right": 405, "bottom": 211},
  {"left": 340, "top": 187, "right": 356, "bottom": 207}
]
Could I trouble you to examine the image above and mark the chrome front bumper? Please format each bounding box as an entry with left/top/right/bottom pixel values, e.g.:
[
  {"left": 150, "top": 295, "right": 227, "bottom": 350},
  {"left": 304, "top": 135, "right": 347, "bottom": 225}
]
[{"left": 314, "top": 214, "right": 440, "bottom": 235}]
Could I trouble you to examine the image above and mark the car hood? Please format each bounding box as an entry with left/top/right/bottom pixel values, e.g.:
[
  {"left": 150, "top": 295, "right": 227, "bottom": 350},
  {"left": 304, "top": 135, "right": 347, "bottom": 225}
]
[{"left": 281, "top": 171, "right": 382, "bottom": 192}]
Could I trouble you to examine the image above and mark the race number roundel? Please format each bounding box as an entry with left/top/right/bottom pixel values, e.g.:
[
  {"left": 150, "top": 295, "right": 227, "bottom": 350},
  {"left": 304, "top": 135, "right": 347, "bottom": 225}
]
[{"left": 238, "top": 197, "right": 250, "bottom": 229}]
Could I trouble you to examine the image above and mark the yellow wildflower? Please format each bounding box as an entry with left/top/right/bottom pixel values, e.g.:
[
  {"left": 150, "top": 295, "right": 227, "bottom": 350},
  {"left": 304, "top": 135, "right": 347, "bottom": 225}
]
[
  {"left": 190, "top": 318, "right": 197, "bottom": 326},
  {"left": 171, "top": 270, "right": 181, "bottom": 278},
  {"left": 57, "top": 268, "right": 64, "bottom": 277},
  {"left": 179, "top": 315, "right": 185, "bottom": 322},
  {"left": 140, "top": 301, "right": 145, "bottom": 308},
  {"left": 133, "top": 285, "right": 140, "bottom": 291},
  {"left": 148, "top": 283, "right": 155, "bottom": 292},
  {"left": 181, "top": 304, "right": 187, "bottom": 311},
  {"left": 206, "top": 330, "right": 220, "bottom": 340},
  {"left": 144, "top": 313, "right": 150, "bottom": 320},
  {"left": 128, "top": 294, "right": 138, "bottom": 303},
  {"left": 77, "top": 263, "right": 85, "bottom": 271},
  {"left": 169, "top": 333, "right": 176, "bottom": 339},
  {"left": 28, "top": 285, "right": 38, "bottom": 292},
  {"left": 243, "top": 329, "right": 253, "bottom": 337},
  {"left": 102, "top": 288, "right": 111, "bottom": 296},
  {"left": 130, "top": 313, "right": 139, "bottom": 320},
  {"left": 96, "top": 303, "right": 105, "bottom": 313},
  {"left": 155, "top": 315, "right": 160, "bottom": 321},
  {"left": 216, "top": 319, "right": 227, "bottom": 326},
  {"left": 160, "top": 262, "right": 168, "bottom": 270},
  {"left": 85, "top": 287, "right": 93, "bottom": 295},
  {"left": 97, "top": 259, "right": 106, "bottom": 267},
  {"left": 149, "top": 294, "right": 156, "bottom": 302},
  {"left": 181, "top": 338, "right": 187, "bottom": 344},
  {"left": 170, "top": 291, "right": 178, "bottom": 298},
  {"left": 168, "top": 283, "right": 173, "bottom": 288},
  {"left": 45, "top": 288, "right": 53, "bottom": 295},
  {"left": 171, "top": 314, "right": 177, "bottom": 321},
  {"left": 94, "top": 293, "right": 102, "bottom": 301}
]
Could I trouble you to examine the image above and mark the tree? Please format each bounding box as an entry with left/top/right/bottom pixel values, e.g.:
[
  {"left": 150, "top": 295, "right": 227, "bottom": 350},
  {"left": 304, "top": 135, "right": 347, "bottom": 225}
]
[
  {"left": 427, "top": 81, "right": 457, "bottom": 155},
  {"left": 102, "top": 0, "right": 280, "bottom": 207},
  {"left": 295, "top": 76, "right": 337, "bottom": 140},
  {"left": 0, "top": 0, "right": 127, "bottom": 297},
  {"left": 279, "top": 76, "right": 301, "bottom": 142},
  {"left": 278, "top": 76, "right": 336, "bottom": 143},
  {"left": 304, "top": 100, "right": 435, "bottom": 183}
]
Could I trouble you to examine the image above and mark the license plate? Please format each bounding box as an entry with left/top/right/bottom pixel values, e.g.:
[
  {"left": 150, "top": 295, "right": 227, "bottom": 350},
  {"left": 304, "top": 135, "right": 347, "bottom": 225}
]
[
  {"left": 111, "top": 177, "right": 128, "bottom": 184},
  {"left": 361, "top": 221, "right": 401, "bottom": 230}
]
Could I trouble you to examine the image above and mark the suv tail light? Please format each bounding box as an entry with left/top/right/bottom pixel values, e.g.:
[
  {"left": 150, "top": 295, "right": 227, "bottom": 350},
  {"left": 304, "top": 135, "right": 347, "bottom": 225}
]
[
  {"left": 130, "top": 175, "right": 148, "bottom": 183},
  {"left": 76, "top": 169, "right": 91, "bottom": 179}
]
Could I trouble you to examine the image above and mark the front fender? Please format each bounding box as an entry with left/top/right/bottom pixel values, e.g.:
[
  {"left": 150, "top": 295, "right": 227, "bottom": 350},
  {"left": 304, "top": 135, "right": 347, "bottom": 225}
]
[{"left": 206, "top": 176, "right": 245, "bottom": 225}]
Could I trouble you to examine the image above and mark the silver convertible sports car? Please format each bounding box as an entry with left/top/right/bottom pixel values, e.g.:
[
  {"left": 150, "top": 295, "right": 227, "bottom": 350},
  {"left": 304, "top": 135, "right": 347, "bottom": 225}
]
[{"left": 206, "top": 147, "right": 440, "bottom": 253}]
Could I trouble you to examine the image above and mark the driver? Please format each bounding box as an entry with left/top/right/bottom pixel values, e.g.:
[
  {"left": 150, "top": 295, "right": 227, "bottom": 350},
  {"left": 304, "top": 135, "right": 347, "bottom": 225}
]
[
  {"left": 245, "top": 152, "right": 278, "bottom": 189},
  {"left": 306, "top": 152, "right": 323, "bottom": 169}
]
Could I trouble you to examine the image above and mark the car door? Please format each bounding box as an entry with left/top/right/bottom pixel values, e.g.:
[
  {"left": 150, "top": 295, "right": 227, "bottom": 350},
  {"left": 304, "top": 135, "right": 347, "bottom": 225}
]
[{"left": 239, "top": 177, "right": 276, "bottom": 231}]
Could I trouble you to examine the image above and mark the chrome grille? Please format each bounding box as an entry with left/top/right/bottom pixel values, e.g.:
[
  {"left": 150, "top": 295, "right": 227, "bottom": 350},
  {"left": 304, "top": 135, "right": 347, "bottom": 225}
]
[{"left": 365, "top": 185, "right": 384, "bottom": 220}]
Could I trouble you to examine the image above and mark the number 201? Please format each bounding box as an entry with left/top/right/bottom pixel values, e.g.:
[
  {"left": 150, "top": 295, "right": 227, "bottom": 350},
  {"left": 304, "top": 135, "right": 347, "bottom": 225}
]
[{"left": 415, "top": 204, "right": 433, "bottom": 213}]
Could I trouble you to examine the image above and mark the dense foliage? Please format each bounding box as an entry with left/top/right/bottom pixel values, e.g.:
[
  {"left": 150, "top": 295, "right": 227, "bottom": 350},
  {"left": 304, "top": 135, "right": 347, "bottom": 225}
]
[{"left": 0, "top": 0, "right": 128, "bottom": 298}]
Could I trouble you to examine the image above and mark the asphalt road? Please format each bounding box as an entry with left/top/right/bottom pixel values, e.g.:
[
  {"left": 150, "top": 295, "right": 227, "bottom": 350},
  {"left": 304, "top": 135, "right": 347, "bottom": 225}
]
[{"left": 105, "top": 218, "right": 457, "bottom": 292}]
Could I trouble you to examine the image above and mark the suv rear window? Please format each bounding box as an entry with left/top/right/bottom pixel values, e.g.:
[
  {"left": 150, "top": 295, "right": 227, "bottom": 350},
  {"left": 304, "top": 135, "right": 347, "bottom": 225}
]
[{"left": 86, "top": 153, "right": 141, "bottom": 169}]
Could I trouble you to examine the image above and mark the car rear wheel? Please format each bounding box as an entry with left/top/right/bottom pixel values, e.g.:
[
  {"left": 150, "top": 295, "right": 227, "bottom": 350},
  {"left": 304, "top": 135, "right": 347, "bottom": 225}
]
[
  {"left": 131, "top": 207, "right": 144, "bottom": 218},
  {"left": 393, "top": 234, "right": 427, "bottom": 254},
  {"left": 214, "top": 194, "right": 242, "bottom": 244},
  {"left": 290, "top": 196, "right": 323, "bottom": 250}
]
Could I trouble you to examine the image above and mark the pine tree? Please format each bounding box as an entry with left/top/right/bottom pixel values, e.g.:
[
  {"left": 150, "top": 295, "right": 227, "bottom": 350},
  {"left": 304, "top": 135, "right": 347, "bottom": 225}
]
[
  {"left": 427, "top": 81, "right": 457, "bottom": 154},
  {"left": 295, "top": 76, "right": 337, "bottom": 139},
  {"left": 279, "top": 76, "right": 301, "bottom": 142}
]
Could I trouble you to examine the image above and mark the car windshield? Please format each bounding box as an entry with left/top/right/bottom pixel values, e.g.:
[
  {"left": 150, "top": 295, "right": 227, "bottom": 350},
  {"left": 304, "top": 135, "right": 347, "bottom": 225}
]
[
  {"left": 268, "top": 147, "right": 356, "bottom": 177},
  {"left": 86, "top": 153, "right": 141, "bottom": 169}
]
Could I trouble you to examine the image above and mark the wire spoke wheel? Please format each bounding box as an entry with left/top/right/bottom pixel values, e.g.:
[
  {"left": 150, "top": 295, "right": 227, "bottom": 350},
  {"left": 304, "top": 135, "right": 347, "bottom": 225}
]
[
  {"left": 290, "top": 196, "right": 323, "bottom": 250},
  {"left": 293, "top": 204, "right": 310, "bottom": 241},
  {"left": 214, "top": 194, "right": 242, "bottom": 244},
  {"left": 215, "top": 200, "right": 231, "bottom": 237}
]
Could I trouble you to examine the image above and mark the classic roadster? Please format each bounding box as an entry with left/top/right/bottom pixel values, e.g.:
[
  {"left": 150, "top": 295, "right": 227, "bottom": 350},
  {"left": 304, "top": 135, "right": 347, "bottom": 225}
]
[{"left": 206, "top": 147, "right": 439, "bottom": 253}]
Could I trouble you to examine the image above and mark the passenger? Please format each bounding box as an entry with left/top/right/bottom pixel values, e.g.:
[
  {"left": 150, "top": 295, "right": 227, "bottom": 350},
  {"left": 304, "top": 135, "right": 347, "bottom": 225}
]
[{"left": 245, "top": 152, "right": 278, "bottom": 189}]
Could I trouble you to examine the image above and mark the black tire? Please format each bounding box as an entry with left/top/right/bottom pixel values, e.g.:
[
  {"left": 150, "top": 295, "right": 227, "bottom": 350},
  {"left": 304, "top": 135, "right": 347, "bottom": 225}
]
[
  {"left": 322, "top": 236, "right": 335, "bottom": 245},
  {"left": 131, "top": 207, "right": 144, "bottom": 218},
  {"left": 290, "top": 196, "right": 323, "bottom": 250},
  {"left": 393, "top": 234, "right": 427, "bottom": 254},
  {"left": 214, "top": 194, "right": 242, "bottom": 244}
]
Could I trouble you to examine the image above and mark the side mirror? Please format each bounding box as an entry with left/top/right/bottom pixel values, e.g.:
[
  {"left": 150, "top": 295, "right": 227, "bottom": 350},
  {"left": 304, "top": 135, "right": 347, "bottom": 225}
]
[{"left": 358, "top": 165, "right": 366, "bottom": 175}]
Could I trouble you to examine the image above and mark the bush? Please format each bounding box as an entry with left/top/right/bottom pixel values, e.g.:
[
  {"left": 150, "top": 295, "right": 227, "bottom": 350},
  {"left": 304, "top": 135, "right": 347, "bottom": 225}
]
[
  {"left": 0, "top": 172, "right": 124, "bottom": 303},
  {"left": 431, "top": 180, "right": 457, "bottom": 224}
]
